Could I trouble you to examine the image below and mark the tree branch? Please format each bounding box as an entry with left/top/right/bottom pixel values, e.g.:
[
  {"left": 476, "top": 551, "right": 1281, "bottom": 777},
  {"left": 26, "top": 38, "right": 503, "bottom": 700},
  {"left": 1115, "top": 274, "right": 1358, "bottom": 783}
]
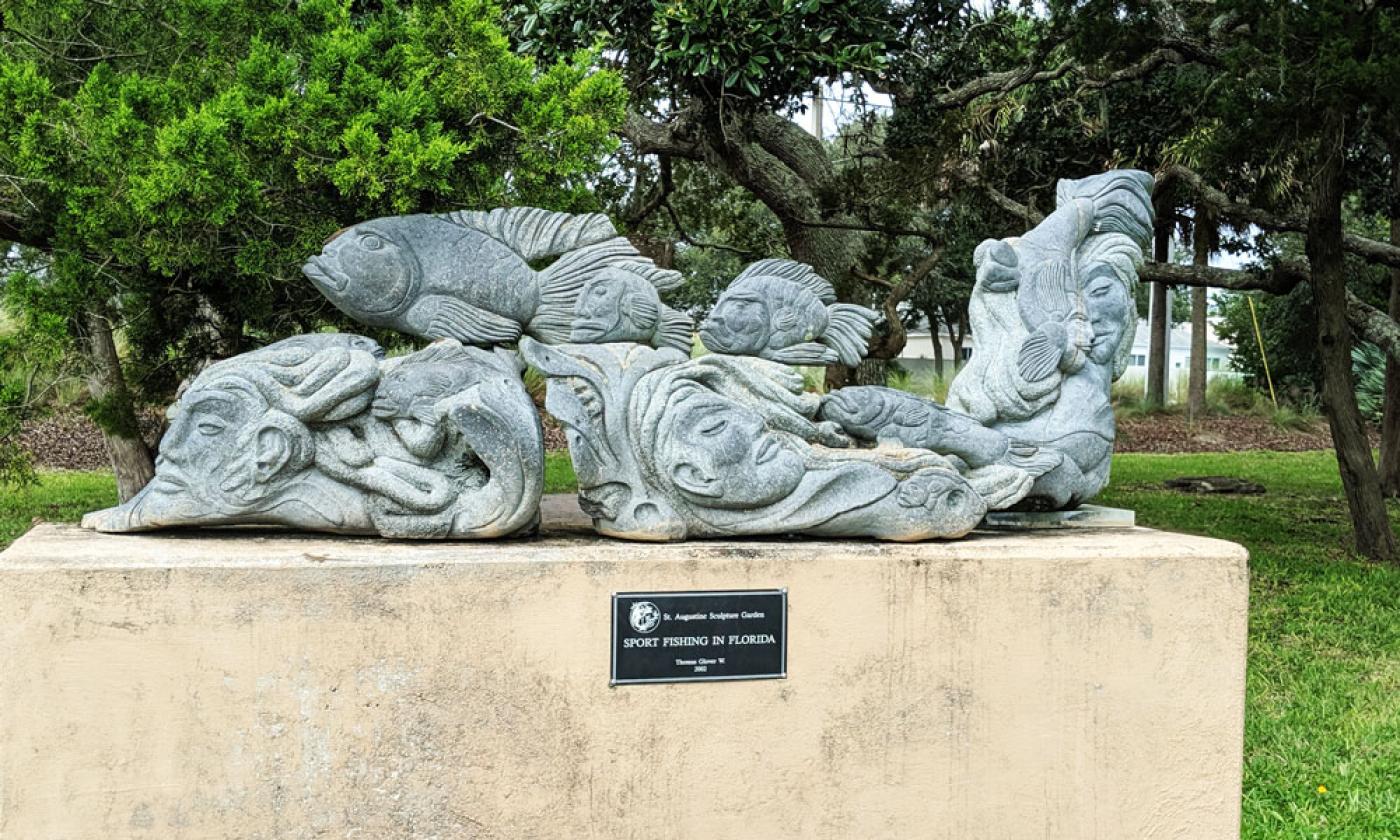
[
  {"left": 620, "top": 111, "right": 703, "bottom": 159},
  {"left": 0, "top": 209, "right": 53, "bottom": 251},
  {"left": 1137, "top": 260, "right": 1308, "bottom": 294},
  {"left": 1078, "top": 48, "right": 1184, "bottom": 91},
  {"left": 1160, "top": 164, "right": 1400, "bottom": 269},
  {"left": 793, "top": 217, "right": 941, "bottom": 243}
]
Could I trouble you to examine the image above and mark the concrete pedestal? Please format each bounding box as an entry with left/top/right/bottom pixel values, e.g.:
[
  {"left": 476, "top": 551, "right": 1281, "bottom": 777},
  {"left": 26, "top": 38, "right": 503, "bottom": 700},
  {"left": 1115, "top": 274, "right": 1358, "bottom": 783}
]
[{"left": 0, "top": 500, "right": 1248, "bottom": 839}]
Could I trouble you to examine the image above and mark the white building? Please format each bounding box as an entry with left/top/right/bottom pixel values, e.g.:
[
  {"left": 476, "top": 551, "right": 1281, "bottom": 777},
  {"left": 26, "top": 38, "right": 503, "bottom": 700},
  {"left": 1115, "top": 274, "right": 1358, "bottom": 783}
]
[{"left": 899, "top": 317, "right": 1238, "bottom": 399}]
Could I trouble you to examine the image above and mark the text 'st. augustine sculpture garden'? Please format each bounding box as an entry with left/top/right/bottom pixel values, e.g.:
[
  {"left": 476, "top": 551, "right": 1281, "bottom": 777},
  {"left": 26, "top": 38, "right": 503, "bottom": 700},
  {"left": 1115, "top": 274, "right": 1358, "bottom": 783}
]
[{"left": 83, "top": 170, "right": 1153, "bottom": 541}]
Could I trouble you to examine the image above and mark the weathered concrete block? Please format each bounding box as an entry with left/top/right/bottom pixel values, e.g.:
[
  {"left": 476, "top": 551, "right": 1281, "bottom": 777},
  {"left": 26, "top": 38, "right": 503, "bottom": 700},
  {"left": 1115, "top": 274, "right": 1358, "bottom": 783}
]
[{"left": 0, "top": 503, "right": 1247, "bottom": 839}]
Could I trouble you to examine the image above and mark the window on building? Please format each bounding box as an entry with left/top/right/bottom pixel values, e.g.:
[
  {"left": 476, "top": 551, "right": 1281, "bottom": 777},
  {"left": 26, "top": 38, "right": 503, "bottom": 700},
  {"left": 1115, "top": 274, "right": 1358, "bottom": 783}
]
[
  {"left": 1131, "top": 354, "right": 1146, "bottom": 366},
  {"left": 960, "top": 347, "right": 973, "bottom": 360},
  {"left": 1209, "top": 357, "right": 1220, "bottom": 370}
]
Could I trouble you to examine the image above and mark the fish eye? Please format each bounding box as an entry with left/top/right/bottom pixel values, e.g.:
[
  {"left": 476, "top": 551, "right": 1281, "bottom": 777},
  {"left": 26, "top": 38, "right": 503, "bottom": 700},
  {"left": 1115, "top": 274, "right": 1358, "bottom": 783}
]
[{"left": 359, "top": 232, "right": 386, "bottom": 251}]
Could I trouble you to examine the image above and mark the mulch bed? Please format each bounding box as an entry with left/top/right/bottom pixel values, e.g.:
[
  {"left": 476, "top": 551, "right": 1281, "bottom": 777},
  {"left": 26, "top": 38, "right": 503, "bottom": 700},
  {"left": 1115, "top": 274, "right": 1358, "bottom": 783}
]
[
  {"left": 1114, "top": 412, "right": 1341, "bottom": 454},
  {"left": 20, "top": 408, "right": 571, "bottom": 471},
  {"left": 21, "top": 407, "right": 1343, "bottom": 471}
]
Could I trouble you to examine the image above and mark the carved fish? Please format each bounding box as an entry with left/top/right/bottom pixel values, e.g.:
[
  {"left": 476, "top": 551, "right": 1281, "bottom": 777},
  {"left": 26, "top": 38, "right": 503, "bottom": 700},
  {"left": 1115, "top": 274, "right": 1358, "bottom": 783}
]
[
  {"left": 371, "top": 340, "right": 520, "bottom": 459},
  {"left": 571, "top": 264, "right": 693, "bottom": 352},
  {"left": 698, "top": 259, "right": 877, "bottom": 366},
  {"left": 819, "top": 386, "right": 1062, "bottom": 476},
  {"left": 303, "top": 207, "right": 680, "bottom": 346}
]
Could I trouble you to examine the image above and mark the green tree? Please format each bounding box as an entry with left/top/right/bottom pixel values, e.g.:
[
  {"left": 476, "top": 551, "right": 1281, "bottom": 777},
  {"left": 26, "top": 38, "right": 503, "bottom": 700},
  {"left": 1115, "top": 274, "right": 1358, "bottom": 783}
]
[{"left": 0, "top": 0, "right": 624, "bottom": 497}]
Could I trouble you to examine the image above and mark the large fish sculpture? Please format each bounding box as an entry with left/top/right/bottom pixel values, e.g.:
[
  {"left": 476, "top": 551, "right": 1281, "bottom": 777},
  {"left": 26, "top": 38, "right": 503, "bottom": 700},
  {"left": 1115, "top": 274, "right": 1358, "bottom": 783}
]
[
  {"left": 303, "top": 207, "right": 681, "bottom": 346},
  {"left": 698, "top": 259, "right": 877, "bottom": 366}
]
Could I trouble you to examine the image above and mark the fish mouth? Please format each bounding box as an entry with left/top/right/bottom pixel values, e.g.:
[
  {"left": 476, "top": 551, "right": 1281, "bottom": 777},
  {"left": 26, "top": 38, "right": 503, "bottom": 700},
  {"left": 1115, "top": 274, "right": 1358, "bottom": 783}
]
[
  {"left": 755, "top": 436, "right": 783, "bottom": 465},
  {"left": 302, "top": 255, "right": 347, "bottom": 293},
  {"left": 697, "top": 322, "right": 728, "bottom": 351}
]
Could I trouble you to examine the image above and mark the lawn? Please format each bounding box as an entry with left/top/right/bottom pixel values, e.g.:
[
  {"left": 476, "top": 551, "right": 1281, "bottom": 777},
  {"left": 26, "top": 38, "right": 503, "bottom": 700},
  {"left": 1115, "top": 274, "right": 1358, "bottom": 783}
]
[{"left": 2, "top": 450, "right": 1398, "bottom": 837}]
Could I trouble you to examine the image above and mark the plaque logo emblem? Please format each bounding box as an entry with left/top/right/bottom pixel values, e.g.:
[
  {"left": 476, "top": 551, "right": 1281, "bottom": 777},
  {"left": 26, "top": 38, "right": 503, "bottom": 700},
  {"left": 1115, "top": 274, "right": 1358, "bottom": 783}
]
[{"left": 629, "top": 601, "right": 662, "bottom": 634}]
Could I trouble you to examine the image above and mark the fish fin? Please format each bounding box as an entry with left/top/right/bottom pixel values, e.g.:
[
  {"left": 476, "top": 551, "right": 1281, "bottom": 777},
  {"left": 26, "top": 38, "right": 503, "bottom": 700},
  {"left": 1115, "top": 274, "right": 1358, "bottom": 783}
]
[
  {"left": 1026, "top": 262, "right": 1076, "bottom": 319},
  {"left": 425, "top": 297, "right": 522, "bottom": 345},
  {"left": 767, "top": 342, "right": 838, "bottom": 365},
  {"left": 1017, "top": 322, "right": 1068, "bottom": 382},
  {"left": 528, "top": 238, "right": 648, "bottom": 342},
  {"left": 773, "top": 309, "right": 798, "bottom": 331},
  {"left": 733, "top": 259, "right": 835, "bottom": 303},
  {"left": 406, "top": 338, "right": 475, "bottom": 367},
  {"left": 438, "top": 207, "right": 617, "bottom": 260},
  {"left": 1004, "top": 442, "right": 1064, "bottom": 478},
  {"left": 613, "top": 258, "right": 684, "bottom": 293},
  {"left": 653, "top": 305, "right": 694, "bottom": 353},
  {"left": 894, "top": 403, "right": 931, "bottom": 427},
  {"left": 623, "top": 289, "right": 659, "bottom": 331},
  {"left": 822, "top": 303, "right": 877, "bottom": 367}
]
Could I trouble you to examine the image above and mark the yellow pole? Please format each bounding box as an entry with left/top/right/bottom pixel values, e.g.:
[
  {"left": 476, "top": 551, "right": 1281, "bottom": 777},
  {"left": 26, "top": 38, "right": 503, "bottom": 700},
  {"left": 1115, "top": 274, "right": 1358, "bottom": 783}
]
[{"left": 1247, "top": 295, "right": 1278, "bottom": 409}]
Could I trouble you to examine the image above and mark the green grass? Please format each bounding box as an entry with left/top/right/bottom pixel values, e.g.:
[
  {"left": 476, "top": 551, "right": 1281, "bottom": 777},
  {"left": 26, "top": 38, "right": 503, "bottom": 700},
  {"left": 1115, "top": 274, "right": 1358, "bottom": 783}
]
[
  {"left": 3, "top": 450, "right": 1399, "bottom": 837},
  {"left": 1101, "top": 451, "right": 1400, "bottom": 839},
  {"left": 543, "top": 450, "right": 576, "bottom": 494},
  {"left": 0, "top": 469, "right": 117, "bottom": 547}
]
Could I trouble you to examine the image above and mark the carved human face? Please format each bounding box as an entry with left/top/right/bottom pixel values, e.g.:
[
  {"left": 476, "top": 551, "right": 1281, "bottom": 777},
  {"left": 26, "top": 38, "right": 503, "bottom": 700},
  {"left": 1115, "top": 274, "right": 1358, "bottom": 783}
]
[
  {"left": 572, "top": 272, "right": 628, "bottom": 343},
  {"left": 147, "top": 381, "right": 307, "bottom": 518},
  {"left": 1083, "top": 266, "right": 1131, "bottom": 365},
  {"left": 700, "top": 291, "right": 769, "bottom": 355},
  {"left": 661, "top": 388, "right": 804, "bottom": 508}
]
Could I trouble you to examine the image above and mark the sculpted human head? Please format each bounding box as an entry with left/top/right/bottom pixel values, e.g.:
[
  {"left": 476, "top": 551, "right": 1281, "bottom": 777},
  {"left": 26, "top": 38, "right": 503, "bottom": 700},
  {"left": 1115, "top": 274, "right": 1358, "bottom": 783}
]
[
  {"left": 655, "top": 382, "right": 805, "bottom": 509},
  {"left": 150, "top": 377, "right": 314, "bottom": 517}
]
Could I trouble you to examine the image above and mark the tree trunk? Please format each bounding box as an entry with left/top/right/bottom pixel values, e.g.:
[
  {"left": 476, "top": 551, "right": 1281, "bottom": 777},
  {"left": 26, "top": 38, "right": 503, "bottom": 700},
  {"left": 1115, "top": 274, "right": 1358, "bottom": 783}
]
[
  {"left": 1147, "top": 221, "right": 1171, "bottom": 407},
  {"left": 1379, "top": 124, "right": 1400, "bottom": 496},
  {"left": 1308, "top": 109, "right": 1395, "bottom": 562},
  {"left": 928, "top": 308, "right": 945, "bottom": 378},
  {"left": 83, "top": 308, "right": 155, "bottom": 502},
  {"left": 1188, "top": 206, "right": 1212, "bottom": 419},
  {"left": 950, "top": 313, "right": 968, "bottom": 371}
]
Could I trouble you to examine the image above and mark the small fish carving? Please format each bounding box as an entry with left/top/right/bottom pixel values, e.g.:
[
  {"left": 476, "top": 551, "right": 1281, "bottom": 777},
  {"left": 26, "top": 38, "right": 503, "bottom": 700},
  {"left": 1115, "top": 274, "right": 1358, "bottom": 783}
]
[
  {"left": 819, "top": 386, "right": 1062, "bottom": 476},
  {"left": 372, "top": 340, "right": 517, "bottom": 459},
  {"left": 571, "top": 264, "right": 693, "bottom": 352},
  {"left": 303, "top": 207, "right": 680, "bottom": 346},
  {"left": 698, "top": 259, "right": 877, "bottom": 366}
]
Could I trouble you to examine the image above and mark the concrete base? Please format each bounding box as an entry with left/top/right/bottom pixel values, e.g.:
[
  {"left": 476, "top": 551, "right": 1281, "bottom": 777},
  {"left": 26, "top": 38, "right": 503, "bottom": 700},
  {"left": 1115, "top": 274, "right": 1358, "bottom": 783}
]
[{"left": 0, "top": 504, "right": 1248, "bottom": 839}]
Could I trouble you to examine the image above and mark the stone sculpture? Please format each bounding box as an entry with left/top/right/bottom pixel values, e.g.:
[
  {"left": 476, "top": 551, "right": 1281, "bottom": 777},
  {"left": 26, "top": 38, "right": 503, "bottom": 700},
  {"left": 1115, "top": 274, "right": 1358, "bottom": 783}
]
[
  {"left": 522, "top": 338, "right": 993, "bottom": 541},
  {"left": 941, "top": 170, "right": 1153, "bottom": 508},
  {"left": 698, "top": 259, "right": 877, "bottom": 365},
  {"left": 303, "top": 207, "right": 681, "bottom": 345},
  {"left": 817, "top": 170, "right": 1152, "bottom": 511},
  {"left": 83, "top": 335, "right": 543, "bottom": 538},
  {"left": 81, "top": 170, "right": 1149, "bottom": 540}
]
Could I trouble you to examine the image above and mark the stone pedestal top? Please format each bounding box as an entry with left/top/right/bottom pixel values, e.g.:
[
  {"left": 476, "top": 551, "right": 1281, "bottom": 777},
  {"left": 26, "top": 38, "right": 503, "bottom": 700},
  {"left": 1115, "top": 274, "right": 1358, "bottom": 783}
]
[{"left": 8, "top": 494, "right": 1230, "bottom": 570}]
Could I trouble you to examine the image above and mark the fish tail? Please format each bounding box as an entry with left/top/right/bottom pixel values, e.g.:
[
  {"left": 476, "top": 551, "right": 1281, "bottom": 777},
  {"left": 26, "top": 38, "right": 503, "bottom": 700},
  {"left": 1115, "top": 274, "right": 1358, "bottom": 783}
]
[
  {"left": 652, "top": 305, "right": 694, "bottom": 353},
  {"left": 527, "top": 237, "right": 641, "bottom": 342},
  {"left": 821, "top": 303, "right": 877, "bottom": 367}
]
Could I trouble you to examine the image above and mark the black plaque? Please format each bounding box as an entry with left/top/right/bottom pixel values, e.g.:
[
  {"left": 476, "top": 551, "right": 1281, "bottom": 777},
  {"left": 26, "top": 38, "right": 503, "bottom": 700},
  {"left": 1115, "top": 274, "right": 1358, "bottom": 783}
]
[{"left": 611, "top": 589, "right": 787, "bottom": 685}]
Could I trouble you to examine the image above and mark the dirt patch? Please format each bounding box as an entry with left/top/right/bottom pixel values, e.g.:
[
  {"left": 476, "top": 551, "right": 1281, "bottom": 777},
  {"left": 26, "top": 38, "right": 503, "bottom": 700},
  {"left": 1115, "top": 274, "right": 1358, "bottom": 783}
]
[
  {"left": 21, "top": 407, "right": 1339, "bottom": 471},
  {"left": 21, "top": 408, "right": 570, "bottom": 471},
  {"left": 1115, "top": 413, "right": 1341, "bottom": 454}
]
